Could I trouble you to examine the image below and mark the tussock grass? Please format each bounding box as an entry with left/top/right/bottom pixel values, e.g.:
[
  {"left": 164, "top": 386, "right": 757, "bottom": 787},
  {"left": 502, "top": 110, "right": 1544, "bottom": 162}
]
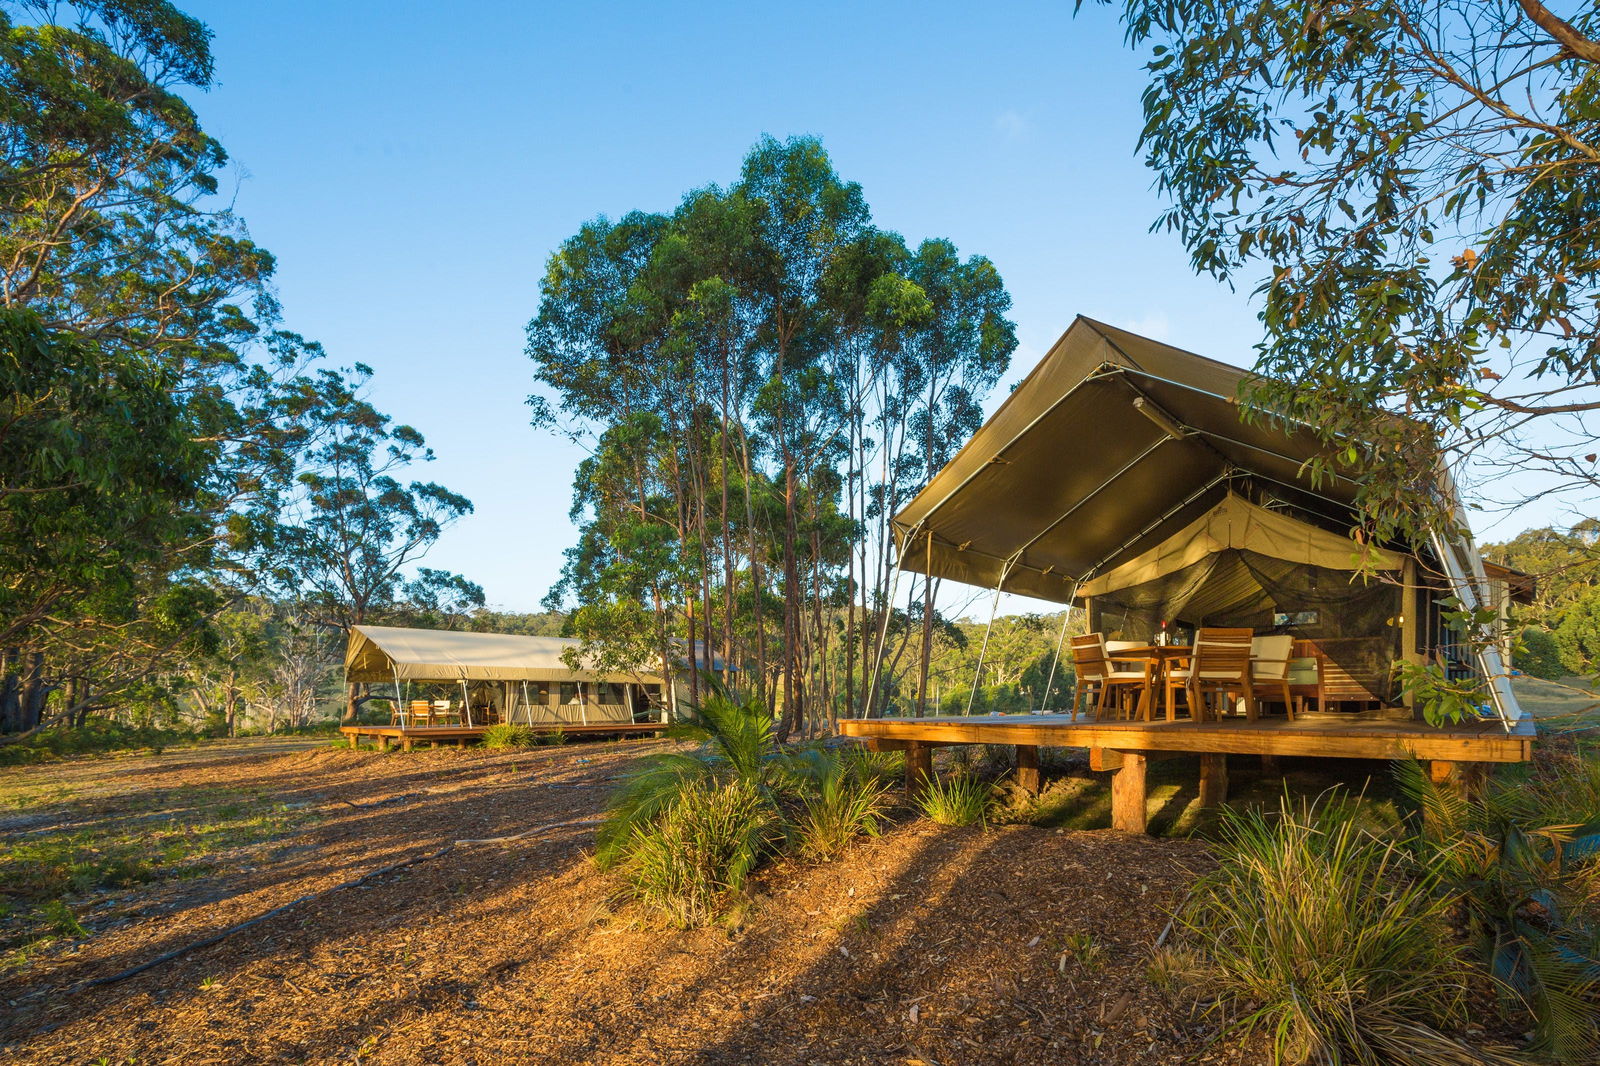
[
  {"left": 917, "top": 773, "right": 991, "bottom": 827},
  {"left": 598, "top": 687, "right": 903, "bottom": 924},
  {"left": 1171, "top": 794, "right": 1513, "bottom": 1066},
  {"left": 481, "top": 723, "right": 538, "bottom": 749},
  {"left": 621, "top": 778, "right": 781, "bottom": 927},
  {"left": 791, "top": 755, "right": 892, "bottom": 862}
]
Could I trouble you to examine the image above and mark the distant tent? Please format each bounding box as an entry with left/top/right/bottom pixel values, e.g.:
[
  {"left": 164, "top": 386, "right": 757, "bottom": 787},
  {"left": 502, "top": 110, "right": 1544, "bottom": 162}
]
[
  {"left": 344, "top": 625, "right": 663, "bottom": 684},
  {"left": 890, "top": 316, "right": 1523, "bottom": 725}
]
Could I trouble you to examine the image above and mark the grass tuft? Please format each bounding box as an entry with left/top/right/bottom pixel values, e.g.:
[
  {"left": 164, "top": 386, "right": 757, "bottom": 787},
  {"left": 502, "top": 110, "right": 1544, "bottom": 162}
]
[
  {"left": 1171, "top": 793, "right": 1506, "bottom": 1066},
  {"left": 481, "top": 723, "right": 538, "bottom": 749},
  {"left": 622, "top": 777, "right": 782, "bottom": 928},
  {"left": 917, "top": 773, "right": 991, "bottom": 827}
]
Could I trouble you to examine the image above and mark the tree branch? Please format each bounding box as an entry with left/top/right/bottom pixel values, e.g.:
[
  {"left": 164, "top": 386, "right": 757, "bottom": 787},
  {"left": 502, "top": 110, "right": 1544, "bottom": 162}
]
[{"left": 1516, "top": 0, "right": 1600, "bottom": 63}]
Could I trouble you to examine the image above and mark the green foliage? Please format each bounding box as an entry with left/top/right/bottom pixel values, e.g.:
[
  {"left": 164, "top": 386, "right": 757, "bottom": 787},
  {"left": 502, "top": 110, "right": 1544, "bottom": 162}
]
[
  {"left": 1397, "top": 758, "right": 1600, "bottom": 1060},
  {"left": 481, "top": 723, "right": 537, "bottom": 749},
  {"left": 530, "top": 135, "right": 1017, "bottom": 728},
  {"left": 37, "top": 899, "right": 86, "bottom": 940},
  {"left": 598, "top": 689, "right": 895, "bottom": 922},
  {"left": 1395, "top": 661, "right": 1494, "bottom": 728},
  {"left": 788, "top": 750, "right": 892, "bottom": 862},
  {"left": 1516, "top": 628, "right": 1567, "bottom": 682},
  {"left": 619, "top": 777, "right": 782, "bottom": 928},
  {"left": 1171, "top": 795, "right": 1486, "bottom": 1066},
  {"left": 1555, "top": 587, "right": 1600, "bottom": 679},
  {"left": 916, "top": 773, "right": 991, "bottom": 827},
  {"left": 1100, "top": 0, "right": 1600, "bottom": 542},
  {"left": 0, "top": 720, "right": 195, "bottom": 766}
]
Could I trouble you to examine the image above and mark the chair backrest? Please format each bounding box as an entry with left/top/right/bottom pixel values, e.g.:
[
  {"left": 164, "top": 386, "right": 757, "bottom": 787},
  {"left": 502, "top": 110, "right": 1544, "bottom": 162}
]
[
  {"left": 408, "top": 699, "right": 431, "bottom": 713},
  {"left": 1251, "top": 635, "right": 1295, "bottom": 679},
  {"left": 432, "top": 699, "right": 451, "bottom": 711},
  {"left": 1069, "top": 633, "right": 1111, "bottom": 681},
  {"left": 1191, "top": 627, "right": 1254, "bottom": 679},
  {"left": 1104, "top": 639, "right": 1144, "bottom": 653}
]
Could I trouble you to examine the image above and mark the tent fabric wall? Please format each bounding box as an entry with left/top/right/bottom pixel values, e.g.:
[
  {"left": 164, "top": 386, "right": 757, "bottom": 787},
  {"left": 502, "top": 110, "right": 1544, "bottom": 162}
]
[
  {"left": 1077, "top": 493, "right": 1399, "bottom": 598},
  {"left": 344, "top": 625, "right": 665, "bottom": 685}
]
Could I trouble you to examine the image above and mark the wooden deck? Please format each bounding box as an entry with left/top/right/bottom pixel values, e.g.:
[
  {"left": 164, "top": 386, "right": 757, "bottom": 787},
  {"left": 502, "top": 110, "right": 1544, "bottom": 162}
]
[
  {"left": 839, "top": 711, "right": 1535, "bottom": 834},
  {"left": 340, "top": 722, "right": 668, "bottom": 751}
]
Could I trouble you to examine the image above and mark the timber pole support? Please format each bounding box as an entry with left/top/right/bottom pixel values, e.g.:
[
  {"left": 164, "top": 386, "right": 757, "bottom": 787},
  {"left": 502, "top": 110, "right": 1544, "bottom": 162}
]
[
  {"left": 1199, "top": 753, "right": 1228, "bottom": 808},
  {"left": 1426, "top": 760, "right": 1490, "bottom": 833},
  {"left": 906, "top": 741, "right": 934, "bottom": 799},
  {"left": 1015, "top": 744, "right": 1041, "bottom": 795},
  {"left": 1110, "top": 752, "right": 1148, "bottom": 834}
]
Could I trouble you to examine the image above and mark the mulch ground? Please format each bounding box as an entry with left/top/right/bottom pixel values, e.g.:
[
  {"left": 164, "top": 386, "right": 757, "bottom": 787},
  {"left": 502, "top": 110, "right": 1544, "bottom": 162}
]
[{"left": 0, "top": 738, "right": 1257, "bottom": 1065}]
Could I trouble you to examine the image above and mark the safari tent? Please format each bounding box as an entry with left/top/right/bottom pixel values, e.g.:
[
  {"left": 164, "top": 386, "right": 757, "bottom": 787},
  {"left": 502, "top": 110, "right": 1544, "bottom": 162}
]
[
  {"left": 344, "top": 625, "right": 671, "bottom": 729},
  {"left": 887, "top": 316, "right": 1527, "bottom": 725}
]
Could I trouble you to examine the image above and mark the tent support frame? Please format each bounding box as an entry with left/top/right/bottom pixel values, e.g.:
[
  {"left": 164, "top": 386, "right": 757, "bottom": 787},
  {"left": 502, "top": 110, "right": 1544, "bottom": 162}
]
[{"left": 965, "top": 553, "right": 1022, "bottom": 716}]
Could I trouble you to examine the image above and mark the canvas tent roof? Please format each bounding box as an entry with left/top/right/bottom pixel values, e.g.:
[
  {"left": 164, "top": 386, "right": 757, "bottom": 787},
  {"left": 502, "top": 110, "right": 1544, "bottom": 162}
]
[
  {"left": 892, "top": 317, "right": 1388, "bottom": 601},
  {"left": 344, "top": 625, "right": 667, "bottom": 685}
]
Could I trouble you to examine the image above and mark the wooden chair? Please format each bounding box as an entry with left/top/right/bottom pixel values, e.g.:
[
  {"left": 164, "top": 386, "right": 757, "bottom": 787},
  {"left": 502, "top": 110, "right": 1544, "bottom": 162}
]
[
  {"left": 1165, "top": 627, "right": 1255, "bottom": 722},
  {"left": 431, "top": 699, "right": 463, "bottom": 726},
  {"left": 404, "top": 699, "right": 435, "bottom": 727},
  {"left": 1249, "top": 635, "right": 1297, "bottom": 720},
  {"left": 1070, "top": 633, "right": 1152, "bottom": 720}
]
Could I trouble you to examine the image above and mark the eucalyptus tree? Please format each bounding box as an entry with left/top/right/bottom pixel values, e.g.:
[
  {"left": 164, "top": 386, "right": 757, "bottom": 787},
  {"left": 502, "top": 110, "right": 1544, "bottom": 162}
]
[
  {"left": 530, "top": 137, "right": 1016, "bottom": 732},
  {"left": 0, "top": 1, "right": 396, "bottom": 735},
  {"left": 275, "top": 366, "right": 480, "bottom": 720},
  {"left": 1097, "top": 0, "right": 1600, "bottom": 542}
]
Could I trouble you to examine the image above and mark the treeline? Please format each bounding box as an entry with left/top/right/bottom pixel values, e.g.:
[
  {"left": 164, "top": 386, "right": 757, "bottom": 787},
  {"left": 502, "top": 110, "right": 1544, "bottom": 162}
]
[
  {"left": 0, "top": 2, "right": 477, "bottom": 740},
  {"left": 530, "top": 137, "right": 1018, "bottom": 736},
  {"left": 1484, "top": 522, "right": 1600, "bottom": 679}
]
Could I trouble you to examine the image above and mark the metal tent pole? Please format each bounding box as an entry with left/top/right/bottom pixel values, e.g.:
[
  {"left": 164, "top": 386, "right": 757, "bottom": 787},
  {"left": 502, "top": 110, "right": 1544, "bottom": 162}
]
[
  {"left": 1035, "top": 590, "right": 1080, "bottom": 717},
  {"left": 965, "top": 555, "right": 1021, "bottom": 716},
  {"left": 866, "top": 522, "right": 921, "bottom": 717},
  {"left": 392, "top": 666, "right": 404, "bottom": 727},
  {"left": 461, "top": 679, "right": 472, "bottom": 727}
]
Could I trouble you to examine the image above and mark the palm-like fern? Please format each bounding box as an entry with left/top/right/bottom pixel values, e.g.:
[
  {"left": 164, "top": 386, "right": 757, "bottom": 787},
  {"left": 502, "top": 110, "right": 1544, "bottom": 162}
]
[{"left": 1395, "top": 758, "right": 1600, "bottom": 1060}]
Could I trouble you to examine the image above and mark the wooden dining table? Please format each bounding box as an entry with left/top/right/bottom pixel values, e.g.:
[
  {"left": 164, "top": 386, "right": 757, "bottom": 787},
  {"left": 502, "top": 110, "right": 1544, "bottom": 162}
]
[{"left": 1107, "top": 644, "right": 1193, "bottom": 720}]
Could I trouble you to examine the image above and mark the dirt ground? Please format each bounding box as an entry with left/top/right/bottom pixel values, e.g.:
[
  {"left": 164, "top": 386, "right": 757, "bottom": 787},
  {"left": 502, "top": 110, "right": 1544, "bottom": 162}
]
[{"left": 0, "top": 737, "right": 1260, "bottom": 1065}]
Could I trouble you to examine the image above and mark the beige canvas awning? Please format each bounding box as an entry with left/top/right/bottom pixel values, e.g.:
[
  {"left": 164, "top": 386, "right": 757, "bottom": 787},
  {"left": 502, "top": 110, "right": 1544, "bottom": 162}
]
[
  {"left": 891, "top": 317, "right": 1382, "bottom": 601},
  {"left": 344, "top": 625, "right": 666, "bottom": 685},
  {"left": 1078, "top": 493, "right": 1399, "bottom": 597}
]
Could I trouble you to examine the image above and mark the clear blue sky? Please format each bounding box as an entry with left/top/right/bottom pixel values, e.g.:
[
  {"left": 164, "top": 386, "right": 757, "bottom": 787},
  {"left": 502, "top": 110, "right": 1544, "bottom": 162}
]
[{"left": 182, "top": 0, "right": 1505, "bottom": 616}]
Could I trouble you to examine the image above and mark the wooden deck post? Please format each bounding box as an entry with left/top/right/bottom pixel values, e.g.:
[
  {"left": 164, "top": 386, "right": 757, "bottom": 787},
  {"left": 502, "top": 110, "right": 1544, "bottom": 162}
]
[
  {"left": 401, "top": 736, "right": 414, "bottom": 752},
  {"left": 906, "top": 741, "right": 934, "bottom": 798},
  {"left": 376, "top": 734, "right": 390, "bottom": 753},
  {"left": 1199, "top": 753, "right": 1228, "bottom": 808},
  {"left": 348, "top": 731, "right": 359, "bottom": 750},
  {"left": 1428, "top": 760, "right": 1490, "bottom": 805},
  {"left": 1259, "top": 754, "right": 1280, "bottom": 775},
  {"left": 1015, "top": 744, "right": 1041, "bottom": 794},
  {"left": 1110, "top": 752, "right": 1148, "bottom": 834}
]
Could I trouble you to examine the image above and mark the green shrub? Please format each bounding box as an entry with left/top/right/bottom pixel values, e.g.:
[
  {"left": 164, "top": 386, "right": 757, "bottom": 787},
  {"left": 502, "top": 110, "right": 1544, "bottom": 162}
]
[
  {"left": 917, "top": 773, "right": 991, "bottom": 827},
  {"left": 1172, "top": 795, "right": 1495, "bottom": 1066},
  {"left": 791, "top": 753, "right": 891, "bottom": 862},
  {"left": 622, "top": 778, "right": 781, "bottom": 927},
  {"left": 1398, "top": 758, "right": 1600, "bottom": 1060},
  {"left": 598, "top": 690, "right": 894, "bottom": 923},
  {"left": 481, "top": 723, "right": 537, "bottom": 749}
]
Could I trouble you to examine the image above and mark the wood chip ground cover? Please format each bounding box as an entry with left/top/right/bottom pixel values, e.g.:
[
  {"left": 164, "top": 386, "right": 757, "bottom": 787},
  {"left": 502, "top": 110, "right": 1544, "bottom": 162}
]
[{"left": 0, "top": 738, "right": 1261, "bottom": 1065}]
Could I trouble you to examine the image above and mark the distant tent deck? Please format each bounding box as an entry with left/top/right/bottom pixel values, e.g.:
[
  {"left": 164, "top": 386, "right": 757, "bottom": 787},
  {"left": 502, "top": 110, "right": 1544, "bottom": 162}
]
[{"left": 338, "top": 721, "right": 668, "bottom": 751}]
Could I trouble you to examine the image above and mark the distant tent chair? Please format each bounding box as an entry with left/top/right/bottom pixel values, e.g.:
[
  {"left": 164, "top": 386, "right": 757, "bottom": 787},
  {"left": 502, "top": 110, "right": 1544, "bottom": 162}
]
[
  {"left": 1166, "top": 628, "right": 1254, "bottom": 723},
  {"left": 1249, "top": 634, "right": 1297, "bottom": 720},
  {"left": 1070, "top": 633, "right": 1151, "bottom": 721}
]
